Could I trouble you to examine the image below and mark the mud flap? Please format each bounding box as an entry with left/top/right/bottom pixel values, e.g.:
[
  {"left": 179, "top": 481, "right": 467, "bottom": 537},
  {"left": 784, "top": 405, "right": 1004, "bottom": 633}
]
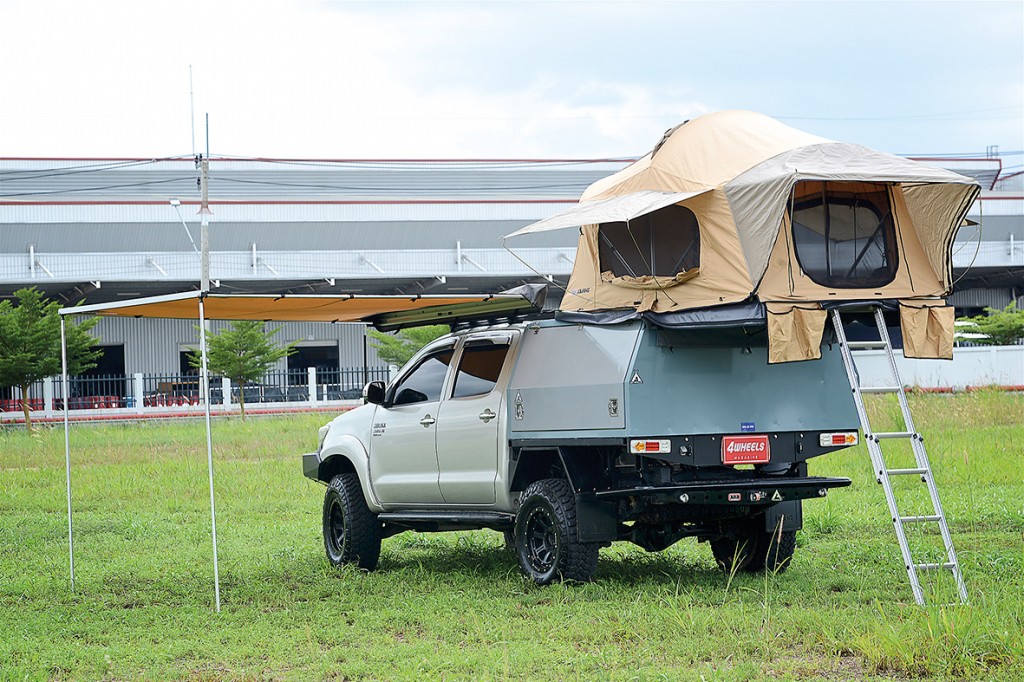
[
  {"left": 764, "top": 499, "right": 802, "bottom": 532},
  {"left": 575, "top": 495, "right": 617, "bottom": 542}
]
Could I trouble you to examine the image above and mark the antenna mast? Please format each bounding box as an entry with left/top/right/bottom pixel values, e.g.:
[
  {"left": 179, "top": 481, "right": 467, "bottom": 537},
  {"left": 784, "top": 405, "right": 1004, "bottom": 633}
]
[
  {"left": 189, "top": 66, "right": 195, "bottom": 157},
  {"left": 199, "top": 114, "right": 211, "bottom": 291}
]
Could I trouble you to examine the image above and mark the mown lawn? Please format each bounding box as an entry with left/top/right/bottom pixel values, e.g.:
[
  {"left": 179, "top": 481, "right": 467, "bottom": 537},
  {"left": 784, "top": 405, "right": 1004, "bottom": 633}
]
[{"left": 1, "top": 391, "right": 1021, "bottom": 681}]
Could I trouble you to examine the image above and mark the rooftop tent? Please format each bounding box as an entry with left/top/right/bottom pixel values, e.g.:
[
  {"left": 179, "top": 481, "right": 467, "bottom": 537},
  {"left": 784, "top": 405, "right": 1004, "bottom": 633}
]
[{"left": 507, "top": 110, "right": 980, "bottom": 362}]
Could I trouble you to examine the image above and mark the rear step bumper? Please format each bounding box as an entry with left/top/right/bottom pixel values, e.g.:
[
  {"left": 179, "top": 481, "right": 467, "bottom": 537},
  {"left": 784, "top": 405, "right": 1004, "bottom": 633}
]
[{"left": 591, "top": 475, "right": 851, "bottom": 505}]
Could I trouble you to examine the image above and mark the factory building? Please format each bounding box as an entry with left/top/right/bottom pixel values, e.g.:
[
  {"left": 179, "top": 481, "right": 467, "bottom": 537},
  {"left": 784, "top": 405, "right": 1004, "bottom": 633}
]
[{"left": 1, "top": 154, "right": 1021, "bottom": 403}]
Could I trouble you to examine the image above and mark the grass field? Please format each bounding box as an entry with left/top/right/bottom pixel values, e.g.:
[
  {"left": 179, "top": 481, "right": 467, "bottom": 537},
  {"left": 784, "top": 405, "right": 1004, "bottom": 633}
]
[{"left": 1, "top": 391, "right": 1021, "bottom": 681}]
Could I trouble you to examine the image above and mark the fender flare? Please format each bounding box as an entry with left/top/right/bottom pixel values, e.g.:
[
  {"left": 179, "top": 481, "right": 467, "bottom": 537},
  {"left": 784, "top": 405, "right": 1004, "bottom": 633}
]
[{"left": 319, "top": 434, "right": 383, "bottom": 512}]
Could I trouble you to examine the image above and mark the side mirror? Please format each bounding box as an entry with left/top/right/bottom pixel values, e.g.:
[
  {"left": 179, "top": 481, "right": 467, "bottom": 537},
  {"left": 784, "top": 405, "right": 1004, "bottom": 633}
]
[{"left": 363, "top": 381, "right": 386, "bottom": 405}]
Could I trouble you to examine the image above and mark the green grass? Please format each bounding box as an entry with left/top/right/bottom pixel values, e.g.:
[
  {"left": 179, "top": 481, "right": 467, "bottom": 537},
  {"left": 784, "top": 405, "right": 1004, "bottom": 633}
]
[{"left": 1, "top": 391, "right": 1022, "bottom": 681}]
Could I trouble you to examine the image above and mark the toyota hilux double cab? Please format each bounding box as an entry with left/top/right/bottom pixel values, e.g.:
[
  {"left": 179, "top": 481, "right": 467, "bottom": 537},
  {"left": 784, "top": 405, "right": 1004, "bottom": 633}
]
[{"left": 302, "top": 307, "right": 858, "bottom": 585}]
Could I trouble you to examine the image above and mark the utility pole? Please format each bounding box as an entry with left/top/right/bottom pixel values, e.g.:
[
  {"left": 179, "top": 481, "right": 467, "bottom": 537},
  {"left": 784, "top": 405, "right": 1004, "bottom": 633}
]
[{"left": 198, "top": 114, "right": 212, "bottom": 291}]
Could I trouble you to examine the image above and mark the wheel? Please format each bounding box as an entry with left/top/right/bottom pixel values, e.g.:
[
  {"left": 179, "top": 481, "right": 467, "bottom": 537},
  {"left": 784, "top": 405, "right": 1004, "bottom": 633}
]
[
  {"left": 513, "top": 479, "right": 599, "bottom": 585},
  {"left": 749, "top": 527, "right": 796, "bottom": 573},
  {"left": 322, "top": 473, "right": 381, "bottom": 570},
  {"left": 710, "top": 532, "right": 757, "bottom": 573},
  {"left": 710, "top": 521, "right": 796, "bottom": 574}
]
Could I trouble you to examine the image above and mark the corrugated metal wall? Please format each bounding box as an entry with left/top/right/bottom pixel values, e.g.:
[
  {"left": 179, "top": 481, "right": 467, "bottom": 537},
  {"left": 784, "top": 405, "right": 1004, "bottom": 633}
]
[
  {"left": 947, "top": 288, "right": 1018, "bottom": 310},
  {"left": 90, "top": 317, "right": 384, "bottom": 375}
]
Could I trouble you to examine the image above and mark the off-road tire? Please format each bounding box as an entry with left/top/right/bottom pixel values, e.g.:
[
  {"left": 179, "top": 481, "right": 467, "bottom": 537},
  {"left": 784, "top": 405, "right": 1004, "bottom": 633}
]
[
  {"left": 748, "top": 528, "right": 796, "bottom": 573},
  {"left": 710, "top": 521, "right": 796, "bottom": 574},
  {"left": 710, "top": 533, "right": 758, "bottom": 573},
  {"left": 322, "top": 473, "right": 381, "bottom": 571},
  {"left": 514, "top": 478, "right": 599, "bottom": 585}
]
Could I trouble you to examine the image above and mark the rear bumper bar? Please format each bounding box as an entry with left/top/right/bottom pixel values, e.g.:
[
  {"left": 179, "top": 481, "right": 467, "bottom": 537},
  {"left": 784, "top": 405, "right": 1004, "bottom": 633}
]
[{"left": 591, "top": 475, "right": 851, "bottom": 505}]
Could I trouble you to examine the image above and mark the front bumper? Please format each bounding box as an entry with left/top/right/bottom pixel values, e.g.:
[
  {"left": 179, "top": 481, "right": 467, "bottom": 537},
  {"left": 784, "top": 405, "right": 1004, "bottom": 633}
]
[{"left": 592, "top": 475, "right": 851, "bottom": 506}]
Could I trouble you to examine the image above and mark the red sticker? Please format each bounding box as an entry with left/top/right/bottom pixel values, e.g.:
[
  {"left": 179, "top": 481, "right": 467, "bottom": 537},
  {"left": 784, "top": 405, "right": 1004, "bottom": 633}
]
[{"left": 722, "top": 435, "right": 770, "bottom": 465}]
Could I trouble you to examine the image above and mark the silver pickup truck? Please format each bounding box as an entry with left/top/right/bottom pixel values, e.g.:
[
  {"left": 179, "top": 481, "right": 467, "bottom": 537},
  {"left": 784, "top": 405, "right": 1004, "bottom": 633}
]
[{"left": 302, "top": 315, "right": 857, "bottom": 584}]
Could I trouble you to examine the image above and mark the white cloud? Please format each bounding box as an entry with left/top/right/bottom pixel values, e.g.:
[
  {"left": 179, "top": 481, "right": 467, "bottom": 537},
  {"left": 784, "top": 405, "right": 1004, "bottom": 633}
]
[{"left": 0, "top": 0, "right": 1020, "bottom": 158}]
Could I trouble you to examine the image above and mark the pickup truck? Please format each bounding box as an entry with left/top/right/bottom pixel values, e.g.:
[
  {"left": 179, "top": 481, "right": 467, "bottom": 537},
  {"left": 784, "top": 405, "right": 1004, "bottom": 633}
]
[{"left": 302, "top": 315, "right": 856, "bottom": 584}]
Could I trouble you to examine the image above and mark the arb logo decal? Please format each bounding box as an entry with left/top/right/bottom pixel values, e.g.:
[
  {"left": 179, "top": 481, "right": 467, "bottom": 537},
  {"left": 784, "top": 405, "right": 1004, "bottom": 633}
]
[{"left": 722, "top": 435, "right": 770, "bottom": 465}]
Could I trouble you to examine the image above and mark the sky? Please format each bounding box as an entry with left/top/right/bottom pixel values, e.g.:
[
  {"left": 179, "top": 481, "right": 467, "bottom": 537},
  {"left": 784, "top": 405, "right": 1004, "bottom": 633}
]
[{"left": 1, "top": 0, "right": 1021, "bottom": 162}]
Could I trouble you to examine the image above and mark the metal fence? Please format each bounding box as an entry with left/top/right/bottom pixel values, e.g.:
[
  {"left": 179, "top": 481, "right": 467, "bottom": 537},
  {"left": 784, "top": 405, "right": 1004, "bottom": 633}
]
[
  {"left": 315, "top": 366, "right": 390, "bottom": 401},
  {"left": 2, "top": 366, "right": 389, "bottom": 413}
]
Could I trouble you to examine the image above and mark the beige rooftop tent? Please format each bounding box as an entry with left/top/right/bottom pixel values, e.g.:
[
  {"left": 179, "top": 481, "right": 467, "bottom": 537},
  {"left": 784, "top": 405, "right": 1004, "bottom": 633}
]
[{"left": 507, "top": 110, "right": 980, "bottom": 362}]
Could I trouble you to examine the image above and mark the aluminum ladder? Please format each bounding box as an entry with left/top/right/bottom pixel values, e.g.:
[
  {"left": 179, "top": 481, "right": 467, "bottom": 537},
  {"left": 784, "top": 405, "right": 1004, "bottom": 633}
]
[{"left": 831, "top": 307, "right": 968, "bottom": 606}]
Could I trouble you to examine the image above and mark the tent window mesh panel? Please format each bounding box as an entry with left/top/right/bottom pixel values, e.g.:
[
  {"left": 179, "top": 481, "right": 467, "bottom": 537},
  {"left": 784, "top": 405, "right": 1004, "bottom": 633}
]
[
  {"left": 790, "top": 181, "right": 899, "bottom": 289},
  {"left": 597, "top": 204, "right": 700, "bottom": 278}
]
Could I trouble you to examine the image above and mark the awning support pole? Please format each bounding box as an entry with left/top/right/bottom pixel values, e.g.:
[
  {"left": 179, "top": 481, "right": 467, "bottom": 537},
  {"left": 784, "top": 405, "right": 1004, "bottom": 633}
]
[
  {"left": 198, "top": 297, "right": 221, "bottom": 612},
  {"left": 60, "top": 315, "right": 75, "bottom": 591}
]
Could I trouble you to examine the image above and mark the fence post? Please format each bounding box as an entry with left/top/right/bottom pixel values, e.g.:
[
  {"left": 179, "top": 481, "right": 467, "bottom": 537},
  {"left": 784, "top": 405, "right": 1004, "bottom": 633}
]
[
  {"left": 308, "top": 366, "right": 317, "bottom": 407},
  {"left": 222, "top": 377, "right": 231, "bottom": 409},
  {"left": 133, "top": 374, "right": 144, "bottom": 414},
  {"left": 43, "top": 377, "right": 54, "bottom": 417}
]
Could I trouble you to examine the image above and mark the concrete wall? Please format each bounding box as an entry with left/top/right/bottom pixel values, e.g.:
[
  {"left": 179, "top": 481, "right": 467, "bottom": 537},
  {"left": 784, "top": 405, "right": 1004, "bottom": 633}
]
[{"left": 854, "top": 345, "right": 1024, "bottom": 389}]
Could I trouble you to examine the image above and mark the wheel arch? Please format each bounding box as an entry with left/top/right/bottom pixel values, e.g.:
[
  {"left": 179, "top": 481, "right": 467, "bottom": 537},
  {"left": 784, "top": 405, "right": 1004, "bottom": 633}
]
[
  {"left": 510, "top": 446, "right": 618, "bottom": 544},
  {"left": 318, "top": 434, "right": 382, "bottom": 512},
  {"left": 509, "top": 448, "right": 565, "bottom": 493}
]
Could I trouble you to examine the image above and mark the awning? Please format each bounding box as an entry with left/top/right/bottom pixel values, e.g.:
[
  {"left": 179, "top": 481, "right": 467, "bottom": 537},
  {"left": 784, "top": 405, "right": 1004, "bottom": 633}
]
[
  {"left": 503, "top": 189, "right": 711, "bottom": 238},
  {"left": 60, "top": 287, "right": 545, "bottom": 331},
  {"left": 54, "top": 284, "right": 545, "bottom": 612}
]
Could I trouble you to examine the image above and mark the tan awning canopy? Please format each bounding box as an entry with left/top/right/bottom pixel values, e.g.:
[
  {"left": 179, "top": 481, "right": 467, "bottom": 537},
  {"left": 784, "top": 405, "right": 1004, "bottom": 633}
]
[
  {"left": 503, "top": 189, "right": 711, "bottom": 238},
  {"left": 60, "top": 290, "right": 540, "bottom": 331}
]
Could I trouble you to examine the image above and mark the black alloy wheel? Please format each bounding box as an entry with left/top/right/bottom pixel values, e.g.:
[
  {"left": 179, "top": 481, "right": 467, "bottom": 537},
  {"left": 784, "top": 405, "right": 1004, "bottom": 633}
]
[
  {"left": 322, "top": 473, "right": 381, "bottom": 571},
  {"left": 513, "top": 478, "right": 599, "bottom": 585}
]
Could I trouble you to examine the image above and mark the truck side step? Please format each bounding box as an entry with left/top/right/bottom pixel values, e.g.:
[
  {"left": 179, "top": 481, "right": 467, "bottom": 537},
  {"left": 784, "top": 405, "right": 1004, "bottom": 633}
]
[{"left": 378, "top": 510, "right": 514, "bottom": 531}]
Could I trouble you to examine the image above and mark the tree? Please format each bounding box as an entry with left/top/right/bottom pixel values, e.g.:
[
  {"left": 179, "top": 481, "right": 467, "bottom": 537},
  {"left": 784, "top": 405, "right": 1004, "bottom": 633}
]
[
  {"left": 957, "top": 304, "right": 1024, "bottom": 346},
  {"left": 0, "top": 288, "right": 101, "bottom": 432},
  {"left": 367, "top": 325, "right": 448, "bottom": 368},
  {"left": 189, "top": 321, "right": 296, "bottom": 419}
]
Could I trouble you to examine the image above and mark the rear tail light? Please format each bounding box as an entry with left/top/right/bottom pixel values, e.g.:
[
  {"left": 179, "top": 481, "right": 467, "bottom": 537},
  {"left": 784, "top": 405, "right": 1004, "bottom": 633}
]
[{"left": 819, "top": 432, "right": 858, "bottom": 447}]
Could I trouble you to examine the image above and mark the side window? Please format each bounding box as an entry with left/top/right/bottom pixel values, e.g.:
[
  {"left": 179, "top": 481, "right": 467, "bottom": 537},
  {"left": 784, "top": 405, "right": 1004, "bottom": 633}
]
[
  {"left": 597, "top": 204, "right": 700, "bottom": 278},
  {"left": 790, "top": 181, "right": 899, "bottom": 288},
  {"left": 451, "top": 344, "right": 510, "bottom": 399},
  {"left": 390, "top": 350, "right": 454, "bottom": 406}
]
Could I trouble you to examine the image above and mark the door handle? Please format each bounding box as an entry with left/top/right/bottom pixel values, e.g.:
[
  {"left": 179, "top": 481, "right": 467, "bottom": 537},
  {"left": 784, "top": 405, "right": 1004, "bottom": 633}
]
[
  {"left": 478, "top": 409, "right": 496, "bottom": 423},
  {"left": 419, "top": 414, "right": 436, "bottom": 427}
]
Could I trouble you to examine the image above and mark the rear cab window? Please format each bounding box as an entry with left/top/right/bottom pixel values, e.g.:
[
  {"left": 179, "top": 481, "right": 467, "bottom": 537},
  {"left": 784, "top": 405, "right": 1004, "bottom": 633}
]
[{"left": 449, "top": 334, "right": 515, "bottom": 400}]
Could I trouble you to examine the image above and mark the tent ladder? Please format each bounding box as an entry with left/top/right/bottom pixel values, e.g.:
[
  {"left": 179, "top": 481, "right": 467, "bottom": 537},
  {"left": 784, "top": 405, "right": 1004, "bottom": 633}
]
[{"left": 831, "top": 307, "right": 967, "bottom": 606}]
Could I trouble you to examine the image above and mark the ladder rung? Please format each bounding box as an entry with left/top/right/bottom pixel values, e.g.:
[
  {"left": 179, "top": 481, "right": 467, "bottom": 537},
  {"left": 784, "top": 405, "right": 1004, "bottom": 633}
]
[
  {"left": 887, "top": 467, "right": 928, "bottom": 476},
  {"left": 873, "top": 431, "right": 916, "bottom": 440},
  {"left": 848, "top": 340, "right": 887, "bottom": 350},
  {"left": 900, "top": 515, "right": 942, "bottom": 524},
  {"left": 914, "top": 562, "right": 956, "bottom": 572},
  {"left": 860, "top": 386, "right": 901, "bottom": 394}
]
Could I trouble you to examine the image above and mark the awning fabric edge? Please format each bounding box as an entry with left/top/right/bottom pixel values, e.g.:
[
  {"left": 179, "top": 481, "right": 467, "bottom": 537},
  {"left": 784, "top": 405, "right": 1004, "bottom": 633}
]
[{"left": 503, "top": 189, "right": 712, "bottom": 238}]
